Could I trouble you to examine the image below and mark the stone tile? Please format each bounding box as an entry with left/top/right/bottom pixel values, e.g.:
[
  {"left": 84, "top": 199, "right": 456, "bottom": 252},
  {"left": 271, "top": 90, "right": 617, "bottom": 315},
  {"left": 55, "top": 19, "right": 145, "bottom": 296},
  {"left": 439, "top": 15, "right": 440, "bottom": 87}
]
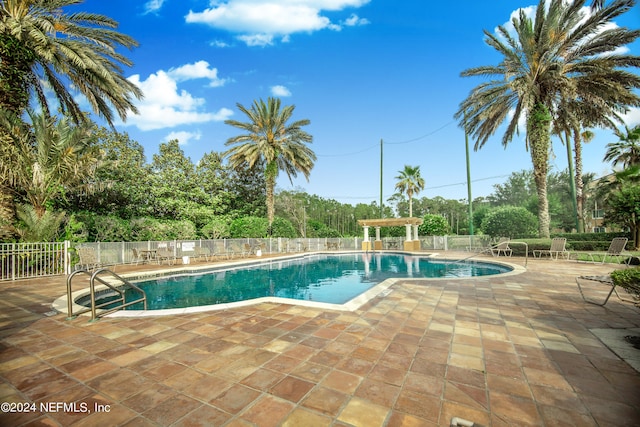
[
  {"left": 355, "top": 378, "right": 400, "bottom": 407},
  {"left": 281, "top": 407, "right": 333, "bottom": 427},
  {"left": 338, "top": 397, "right": 389, "bottom": 427},
  {"left": 321, "top": 370, "right": 362, "bottom": 394},
  {"left": 488, "top": 391, "right": 544, "bottom": 426},
  {"left": 270, "top": 375, "right": 315, "bottom": 403},
  {"left": 240, "top": 395, "right": 295, "bottom": 427},
  {"left": 301, "top": 386, "right": 348, "bottom": 416},
  {"left": 394, "top": 389, "right": 441, "bottom": 423},
  {"left": 210, "top": 383, "right": 261, "bottom": 414}
]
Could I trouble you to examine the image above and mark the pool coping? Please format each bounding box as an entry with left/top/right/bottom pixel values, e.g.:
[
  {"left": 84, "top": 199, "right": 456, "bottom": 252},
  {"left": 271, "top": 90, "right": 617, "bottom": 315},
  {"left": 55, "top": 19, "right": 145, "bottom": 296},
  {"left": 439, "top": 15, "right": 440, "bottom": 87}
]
[{"left": 52, "top": 251, "right": 525, "bottom": 318}]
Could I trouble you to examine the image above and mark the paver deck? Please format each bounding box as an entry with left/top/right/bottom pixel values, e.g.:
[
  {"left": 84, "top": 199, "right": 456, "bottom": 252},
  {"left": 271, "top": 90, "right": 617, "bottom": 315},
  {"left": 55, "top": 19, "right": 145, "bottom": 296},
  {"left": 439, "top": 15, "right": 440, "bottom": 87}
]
[{"left": 0, "top": 252, "right": 639, "bottom": 426}]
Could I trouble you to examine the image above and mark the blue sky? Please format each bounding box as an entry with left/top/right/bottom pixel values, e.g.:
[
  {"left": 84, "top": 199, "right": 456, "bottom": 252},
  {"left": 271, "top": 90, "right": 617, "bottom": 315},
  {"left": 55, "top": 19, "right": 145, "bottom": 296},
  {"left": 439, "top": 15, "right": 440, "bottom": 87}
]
[{"left": 77, "top": 0, "right": 640, "bottom": 206}]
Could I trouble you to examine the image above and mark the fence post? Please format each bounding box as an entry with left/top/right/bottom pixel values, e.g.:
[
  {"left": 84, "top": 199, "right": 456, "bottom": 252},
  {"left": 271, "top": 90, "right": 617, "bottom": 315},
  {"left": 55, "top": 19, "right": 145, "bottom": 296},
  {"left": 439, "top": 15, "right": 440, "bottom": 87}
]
[
  {"left": 64, "top": 241, "right": 70, "bottom": 275},
  {"left": 11, "top": 243, "right": 15, "bottom": 281}
]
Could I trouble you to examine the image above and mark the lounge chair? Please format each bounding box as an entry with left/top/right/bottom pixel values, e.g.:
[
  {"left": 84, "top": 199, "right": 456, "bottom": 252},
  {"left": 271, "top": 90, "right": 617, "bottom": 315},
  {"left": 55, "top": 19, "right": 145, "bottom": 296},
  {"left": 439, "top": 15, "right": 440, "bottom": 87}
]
[
  {"left": 193, "top": 247, "right": 211, "bottom": 262},
  {"left": 76, "top": 247, "right": 102, "bottom": 270},
  {"left": 156, "top": 249, "right": 176, "bottom": 265},
  {"left": 490, "top": 238, "right": 512, "bottom": 257},
  {"left": 533, "top": 237, "right": 569, "bottom": 260},
  {"left": 576, "top": 274, "right": 639, "bottom": 306},
  {"left": 581, "top": 237, "right": 631, "bottom": 265}
]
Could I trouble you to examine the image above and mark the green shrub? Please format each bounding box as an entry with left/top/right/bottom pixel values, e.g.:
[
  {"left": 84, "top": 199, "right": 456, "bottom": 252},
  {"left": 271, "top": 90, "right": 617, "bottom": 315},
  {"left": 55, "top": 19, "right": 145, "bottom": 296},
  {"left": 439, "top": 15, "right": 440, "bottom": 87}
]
[
  {"left": 480, "top": 206, "right": 538, "bottom": 239},
  {"left": 611, "top": 268, "right": 640, "bottom": 302},
  {"left": 201, "top": 217, "right": 232, "bottom": 239},
  {"left": 419, "top": 214, "right": 451, "bottom": 236},
  {"left": 271, "top": 217, "right": 297, "bottom": 238},
  {"left": 230, "top": 216, "right": 269, "bottom": 238}
]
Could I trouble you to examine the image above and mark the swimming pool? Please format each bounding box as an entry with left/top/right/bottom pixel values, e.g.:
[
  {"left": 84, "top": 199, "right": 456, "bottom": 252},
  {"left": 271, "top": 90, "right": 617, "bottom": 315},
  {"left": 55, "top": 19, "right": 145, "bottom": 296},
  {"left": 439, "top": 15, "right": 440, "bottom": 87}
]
[{"left": 75, "top": 253, "right": 512, "bottom": 312}]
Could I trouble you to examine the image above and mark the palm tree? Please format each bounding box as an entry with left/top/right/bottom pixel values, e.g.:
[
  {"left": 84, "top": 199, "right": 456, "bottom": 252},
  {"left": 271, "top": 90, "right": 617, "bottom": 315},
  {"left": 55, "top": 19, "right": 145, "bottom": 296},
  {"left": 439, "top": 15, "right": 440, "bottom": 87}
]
[
  {"left": 394, "top": 165, "right": 425, "bottom": 218},
  {"left": 0, "top": 111, "right": 101, "bottom": 218},
  {"left": 603, "top": 125, "right": 640, "bottom": 168},
  {"left": 223, "top": 97, "right": 316, "bottom": 233},
  {"left": 0, "top": 0, "right": 143, "bottom": 125},
  {"left": 455, "top": 0, "right": 640, "bottom": 238}
]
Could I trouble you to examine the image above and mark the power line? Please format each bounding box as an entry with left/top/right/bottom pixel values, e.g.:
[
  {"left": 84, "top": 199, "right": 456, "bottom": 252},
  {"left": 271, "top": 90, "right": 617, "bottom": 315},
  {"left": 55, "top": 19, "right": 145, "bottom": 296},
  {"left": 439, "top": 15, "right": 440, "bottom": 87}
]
[
  {"left": 318, "top": 173, "right": 510, "bottom": 200},
  {"left": 316, "top": 143, "right": 379, "bottom": 157},
  {"left": 385, "top": 120, "right": 456, "bottom": 145},
  {"left": 315, "top": 120, "right": 457, "bottom": 157}
]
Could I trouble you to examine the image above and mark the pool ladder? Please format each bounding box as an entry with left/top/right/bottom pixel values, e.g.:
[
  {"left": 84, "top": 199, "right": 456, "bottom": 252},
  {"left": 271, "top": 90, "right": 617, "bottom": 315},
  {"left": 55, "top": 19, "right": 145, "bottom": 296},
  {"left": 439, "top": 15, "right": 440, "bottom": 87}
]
[{"left": 66, "top": 268, "right": 147, "bottom": 321}]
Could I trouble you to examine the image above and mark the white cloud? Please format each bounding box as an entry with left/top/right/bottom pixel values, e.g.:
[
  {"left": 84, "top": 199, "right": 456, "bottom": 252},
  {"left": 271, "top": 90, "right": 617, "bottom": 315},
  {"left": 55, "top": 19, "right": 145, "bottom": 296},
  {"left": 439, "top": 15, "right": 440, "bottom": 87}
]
[
  {"left": 185, "top": 0, "right": 370, "bottom": 47},
  {"left": 164, "top": 130, "right": 202, "bottom": 145},
  {"left": 621, "top": 107, "right": 640, "bottom": 127},
  {"left": 143, "top": 0, "right": 166, "bottom": 15},
  {"left": 271, "top": 85, "right": 292, "bottom": 97},
  {"left": 343, "top": 14, "right": 369, "bottom": 27},
  {"left": 167, "top": 60, "right": 228, "bottom": 87},
  {"left": 123, "top": 62, "right": 233, "bottom": 131}
]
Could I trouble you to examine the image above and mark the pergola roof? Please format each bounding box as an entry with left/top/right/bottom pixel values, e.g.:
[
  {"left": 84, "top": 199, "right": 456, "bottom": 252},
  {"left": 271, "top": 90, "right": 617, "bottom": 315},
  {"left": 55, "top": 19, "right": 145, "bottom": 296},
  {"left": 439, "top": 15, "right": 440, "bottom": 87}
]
[{"left": 357, "top": 217, "right": 423, "bottom": 227}]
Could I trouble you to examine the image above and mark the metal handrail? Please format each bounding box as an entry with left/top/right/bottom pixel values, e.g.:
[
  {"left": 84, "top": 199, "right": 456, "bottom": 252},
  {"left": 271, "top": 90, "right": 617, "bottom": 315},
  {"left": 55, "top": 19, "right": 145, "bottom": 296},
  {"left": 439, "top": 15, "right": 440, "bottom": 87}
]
[
  {"left": 89, "top": 269, "right": 147, "bottom": 321},
  {"left": 66, "top": 268, "right": 147, "bottom": 321}
]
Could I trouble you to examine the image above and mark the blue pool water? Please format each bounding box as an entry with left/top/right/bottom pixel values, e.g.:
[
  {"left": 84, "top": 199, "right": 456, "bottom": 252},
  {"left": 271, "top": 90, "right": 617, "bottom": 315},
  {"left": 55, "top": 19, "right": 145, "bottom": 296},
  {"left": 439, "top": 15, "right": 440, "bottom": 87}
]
[{"left": 78, "top": 253, "right": 511, "bottom": 310}]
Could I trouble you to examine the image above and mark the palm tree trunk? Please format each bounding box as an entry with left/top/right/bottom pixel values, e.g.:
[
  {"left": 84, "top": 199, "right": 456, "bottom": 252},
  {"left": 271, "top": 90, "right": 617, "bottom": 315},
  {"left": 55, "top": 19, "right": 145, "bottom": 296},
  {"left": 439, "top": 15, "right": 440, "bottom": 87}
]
[
  {"left": 409, "top": 196, "right": 413, "bottom": 218},
  {"left": 265, "top": 162, "right": 277, "bottom": 235},
  {"left": 573, "top": 129, "right": 585, "bottom": 233},
  {"left": 0, "top": 185, "right": 14, "bottom": 241},
  {"left": 528, "top": 104, "right": 552, "bottom": 238}
]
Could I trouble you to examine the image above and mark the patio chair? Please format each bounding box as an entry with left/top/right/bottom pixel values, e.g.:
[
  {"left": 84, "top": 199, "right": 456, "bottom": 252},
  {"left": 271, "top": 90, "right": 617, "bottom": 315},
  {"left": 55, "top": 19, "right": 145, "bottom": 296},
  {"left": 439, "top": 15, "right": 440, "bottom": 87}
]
[
  {"left": 583, "top": 237, "right": 631, "bottom": 265},
  {"left": 576, "top": 274, "right": 639, "bottom": 306},
  {"left": 131, "top": 248, "right": 146, "bottom": 265},
  {"left": 533, "top": 237, "right": 569, "bottom": 260},
  {"left": 156, "top": 249, "right": 176, "bottom": 265},
  {"left": 76, "top": 247, "right": 102, "bottom": 270},
  {"left": 242, "top": 243, "right": 252, "bottom": 258},
  {"left": 490, "top": 238, "right": 512, "bottom": 257}
]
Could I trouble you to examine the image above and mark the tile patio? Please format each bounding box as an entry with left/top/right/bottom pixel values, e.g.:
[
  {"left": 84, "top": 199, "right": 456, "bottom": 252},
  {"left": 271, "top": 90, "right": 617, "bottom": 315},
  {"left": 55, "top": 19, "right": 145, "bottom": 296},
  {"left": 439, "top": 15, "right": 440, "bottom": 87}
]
[{"left": 0, "top": 252, "right": 639, "bottom": 426}]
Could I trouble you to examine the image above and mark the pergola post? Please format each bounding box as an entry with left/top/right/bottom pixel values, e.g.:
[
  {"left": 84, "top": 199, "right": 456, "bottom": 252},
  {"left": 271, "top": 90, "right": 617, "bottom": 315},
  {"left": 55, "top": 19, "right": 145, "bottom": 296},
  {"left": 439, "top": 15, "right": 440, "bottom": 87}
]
[
  {"left": 374, "top": 226, "right": 382, "bottom": 250},
  {"left": 413, "top": 224, "right": 420, "bottom": 251},
  {"left": 403, "top": 224, "right": 413, "bottom": 251},
  {"left": 362, "top": 226, "right": 371, "bottom": 251}
]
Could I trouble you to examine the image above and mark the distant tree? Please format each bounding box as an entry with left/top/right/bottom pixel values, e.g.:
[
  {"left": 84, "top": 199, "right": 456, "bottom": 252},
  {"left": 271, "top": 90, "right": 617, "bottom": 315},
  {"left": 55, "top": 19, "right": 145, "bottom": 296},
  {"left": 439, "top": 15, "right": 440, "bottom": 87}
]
[
  {"left": 224, "top": 98, "right": 315, "bottom": 233},
  {"left": 488, "top": 170, "right": 536, "bottom": 207},
  {"left": 394, "top": 165, "right": 425, "bottom": 217},
  {"left": 65, "top": 127, "right": 151, "bottom": 218},
  {"left": 603, "top": 176, "right": 640, "bottom": 249},
  {"left": 603, "top": 125, "right": 640, "bottom": 169}
]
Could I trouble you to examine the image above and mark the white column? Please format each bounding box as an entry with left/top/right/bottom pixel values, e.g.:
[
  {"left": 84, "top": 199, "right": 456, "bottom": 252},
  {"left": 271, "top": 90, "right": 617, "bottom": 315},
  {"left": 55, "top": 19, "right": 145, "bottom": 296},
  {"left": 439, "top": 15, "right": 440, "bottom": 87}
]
[
  {"left": 375, "top": 226, "right": 381, "bottom": 241},
  {"left": 405, "top": 224, "right": 412, "bottom": 241},
  {"left": 413, "top": 225, "right": 419, "bottom": 241},
  {"left": 363, "top": 226, "right": 370, "bottom": 242}
]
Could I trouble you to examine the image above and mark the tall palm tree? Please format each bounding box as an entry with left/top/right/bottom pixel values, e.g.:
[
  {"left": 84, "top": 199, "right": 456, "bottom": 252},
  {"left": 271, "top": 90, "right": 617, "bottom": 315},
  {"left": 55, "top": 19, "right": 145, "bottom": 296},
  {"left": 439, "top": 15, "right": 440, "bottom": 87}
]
[
  {"left": 603, "top": 125, "right": 640, "bottom": 168},
  {"left": 0, "top": 0, "right": 143, "bottom": 125},
  {"left": 394, "top": 165, "right": 425, "bottom": 218},
  {"left": 455, "top": 0, "right": 640, "bottom": 238},
  {"left": 0, "top": 111, "right": 101, "bottom": 218},
  {"left": 223, "top": 97, "right": 316, "bottom": 233}
]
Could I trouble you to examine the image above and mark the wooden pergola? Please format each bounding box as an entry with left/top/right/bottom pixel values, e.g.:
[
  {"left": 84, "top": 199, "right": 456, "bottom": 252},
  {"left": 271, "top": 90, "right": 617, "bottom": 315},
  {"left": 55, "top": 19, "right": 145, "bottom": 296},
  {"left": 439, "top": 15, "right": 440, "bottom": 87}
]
[{"left": 357, "top": 217, "right": 423, "bottom": 251}]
